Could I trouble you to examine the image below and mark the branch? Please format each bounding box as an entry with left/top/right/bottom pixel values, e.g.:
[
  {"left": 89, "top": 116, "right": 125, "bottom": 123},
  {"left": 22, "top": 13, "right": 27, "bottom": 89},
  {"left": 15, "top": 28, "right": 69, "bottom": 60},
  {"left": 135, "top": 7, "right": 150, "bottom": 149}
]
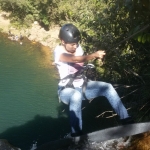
[{"left": 95, "top": 108, "right": 131, "bottom": 118}]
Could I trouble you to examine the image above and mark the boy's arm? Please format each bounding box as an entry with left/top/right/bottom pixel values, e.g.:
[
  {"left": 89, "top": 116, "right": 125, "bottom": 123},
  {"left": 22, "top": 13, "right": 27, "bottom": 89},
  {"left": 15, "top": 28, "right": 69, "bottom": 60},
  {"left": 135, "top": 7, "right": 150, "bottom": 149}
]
[{"left": 59, "top": 51, "right": 106, "bottom": 63}]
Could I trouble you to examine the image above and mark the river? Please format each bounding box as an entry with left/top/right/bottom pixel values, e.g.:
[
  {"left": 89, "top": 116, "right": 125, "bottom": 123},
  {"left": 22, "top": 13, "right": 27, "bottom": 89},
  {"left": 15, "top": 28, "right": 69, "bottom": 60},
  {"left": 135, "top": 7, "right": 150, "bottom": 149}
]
[{"left": 0, "top": 33, "right": 71, "bottom": 149}]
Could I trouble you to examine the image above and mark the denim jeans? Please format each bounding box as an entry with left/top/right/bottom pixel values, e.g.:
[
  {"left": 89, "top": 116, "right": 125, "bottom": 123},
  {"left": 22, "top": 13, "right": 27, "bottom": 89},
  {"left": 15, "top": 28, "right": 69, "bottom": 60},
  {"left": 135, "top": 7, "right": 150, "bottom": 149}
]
[{"left": 58, "top": 80, "right": 129, "bottom": 134}]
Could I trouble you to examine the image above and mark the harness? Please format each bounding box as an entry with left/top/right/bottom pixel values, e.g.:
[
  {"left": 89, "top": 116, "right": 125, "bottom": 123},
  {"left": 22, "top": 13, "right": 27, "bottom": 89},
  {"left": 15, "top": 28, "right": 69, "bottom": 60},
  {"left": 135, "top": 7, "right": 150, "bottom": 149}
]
[{"left": 60, "top": 64, "right": 95, "bottom": 100}]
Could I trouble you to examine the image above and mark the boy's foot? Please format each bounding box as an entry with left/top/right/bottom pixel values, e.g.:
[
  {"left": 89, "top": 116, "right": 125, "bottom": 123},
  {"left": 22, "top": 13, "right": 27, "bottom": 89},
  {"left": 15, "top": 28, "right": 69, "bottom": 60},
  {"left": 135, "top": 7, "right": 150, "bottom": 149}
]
[
  {"left": 64, "top": 133, "right": 72, "bottom": 139},
  {"left": 64, "top": 131, "right": 83, "bottom": 138},
  {"left": 71, "top": 131, "right": 83, "bottom": 137},
  {"left": 120, "top": 117, "right": 135, "bottom": 125}
]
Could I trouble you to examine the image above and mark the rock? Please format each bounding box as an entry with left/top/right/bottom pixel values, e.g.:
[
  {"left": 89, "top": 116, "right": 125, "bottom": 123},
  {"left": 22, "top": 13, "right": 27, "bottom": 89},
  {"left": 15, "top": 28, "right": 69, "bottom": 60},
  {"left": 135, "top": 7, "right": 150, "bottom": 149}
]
[
  {"left": 0, "top": 11, "right": 60, "bottom": 50},
  {"left": 0, "top": 139, "right": 21, "bottom": 150},
  {"left": 34, "top": 21, "right": 38, "bottom": 25},
  {"left": 52, "top": 62, "right": 55, "bottom": 66}
]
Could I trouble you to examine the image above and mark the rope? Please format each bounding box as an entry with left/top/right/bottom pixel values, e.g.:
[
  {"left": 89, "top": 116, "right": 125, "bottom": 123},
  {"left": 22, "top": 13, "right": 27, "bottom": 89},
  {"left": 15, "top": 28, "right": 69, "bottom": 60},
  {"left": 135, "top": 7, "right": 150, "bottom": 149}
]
[{"left": 112, "top": 24, "right": 150, "bottom": 49}]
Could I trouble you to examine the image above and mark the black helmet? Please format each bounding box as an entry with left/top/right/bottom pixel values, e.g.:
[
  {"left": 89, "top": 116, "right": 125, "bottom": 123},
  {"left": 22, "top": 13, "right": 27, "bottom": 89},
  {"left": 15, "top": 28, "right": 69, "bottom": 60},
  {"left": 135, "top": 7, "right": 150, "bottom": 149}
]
[{"left": 59, "top": 23, "right": 81, "bottom": 43}]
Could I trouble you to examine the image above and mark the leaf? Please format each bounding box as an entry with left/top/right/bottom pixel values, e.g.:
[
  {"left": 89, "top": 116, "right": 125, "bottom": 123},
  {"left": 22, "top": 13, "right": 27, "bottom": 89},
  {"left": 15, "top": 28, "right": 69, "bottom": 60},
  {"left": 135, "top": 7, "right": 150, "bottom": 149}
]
[{"left": 138, "top": 35, "right": 142, "bottom": 42}]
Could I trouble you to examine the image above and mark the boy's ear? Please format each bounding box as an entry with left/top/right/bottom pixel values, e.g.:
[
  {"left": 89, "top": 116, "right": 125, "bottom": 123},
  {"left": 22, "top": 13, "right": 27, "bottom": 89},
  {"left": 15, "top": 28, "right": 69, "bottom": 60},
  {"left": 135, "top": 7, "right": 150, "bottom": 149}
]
[{"left": 61, "top": 40, "right": 65, "bottom": 45}]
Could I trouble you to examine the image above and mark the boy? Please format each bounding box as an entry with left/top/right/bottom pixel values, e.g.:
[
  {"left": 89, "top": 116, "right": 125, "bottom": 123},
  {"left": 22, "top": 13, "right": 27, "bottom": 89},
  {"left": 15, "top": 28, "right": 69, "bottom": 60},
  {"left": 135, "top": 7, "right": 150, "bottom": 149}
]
[{"left": 54, "top": 23, "right": 133, "bottom": 137}]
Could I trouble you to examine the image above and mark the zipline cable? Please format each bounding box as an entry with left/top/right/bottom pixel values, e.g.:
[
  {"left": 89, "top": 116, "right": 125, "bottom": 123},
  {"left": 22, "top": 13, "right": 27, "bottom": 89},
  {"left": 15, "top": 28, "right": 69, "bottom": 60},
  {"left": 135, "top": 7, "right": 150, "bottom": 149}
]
[{"left": 111, "top": 23, "right": 150, "bottom": 50}]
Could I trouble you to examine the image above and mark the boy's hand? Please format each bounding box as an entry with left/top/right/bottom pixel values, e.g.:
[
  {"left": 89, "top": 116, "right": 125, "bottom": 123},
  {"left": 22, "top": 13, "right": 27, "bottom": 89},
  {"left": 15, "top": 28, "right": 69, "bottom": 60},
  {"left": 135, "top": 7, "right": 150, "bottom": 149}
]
[{"left": 94, "top": 50, "right": 106, "bottom": 59}]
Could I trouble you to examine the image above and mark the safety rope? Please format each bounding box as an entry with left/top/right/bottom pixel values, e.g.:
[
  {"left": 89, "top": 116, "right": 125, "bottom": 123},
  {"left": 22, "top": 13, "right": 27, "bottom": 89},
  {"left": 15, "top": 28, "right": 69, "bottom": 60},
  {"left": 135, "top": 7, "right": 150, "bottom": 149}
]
[{"left": 112, "top": 23, "right": 150, "bottom": 50}]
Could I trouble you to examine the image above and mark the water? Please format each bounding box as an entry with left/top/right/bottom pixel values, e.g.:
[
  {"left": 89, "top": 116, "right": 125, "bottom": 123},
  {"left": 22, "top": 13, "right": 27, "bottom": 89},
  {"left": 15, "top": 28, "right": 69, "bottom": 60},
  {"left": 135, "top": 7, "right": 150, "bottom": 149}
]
[{"left": 0, "top": 33, "right": 70, "bottom": 149}]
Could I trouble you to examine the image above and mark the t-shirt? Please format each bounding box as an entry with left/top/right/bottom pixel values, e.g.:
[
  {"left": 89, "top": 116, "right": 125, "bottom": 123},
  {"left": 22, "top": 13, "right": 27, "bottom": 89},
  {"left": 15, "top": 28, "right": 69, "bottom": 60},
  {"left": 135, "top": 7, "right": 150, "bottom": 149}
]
[{"left": 54, "top": 44, "right": 84, "bottom": 87}]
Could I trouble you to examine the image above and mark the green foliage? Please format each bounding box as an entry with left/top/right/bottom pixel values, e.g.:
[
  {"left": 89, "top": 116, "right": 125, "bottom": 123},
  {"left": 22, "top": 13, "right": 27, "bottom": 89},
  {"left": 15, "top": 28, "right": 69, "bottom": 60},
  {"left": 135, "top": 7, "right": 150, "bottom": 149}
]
[
  {"left": 24, "top": 14, "right": 34, "bottom": 26},
  {"left": 134, "top": 33, "right": 150, "bottom": 43}
]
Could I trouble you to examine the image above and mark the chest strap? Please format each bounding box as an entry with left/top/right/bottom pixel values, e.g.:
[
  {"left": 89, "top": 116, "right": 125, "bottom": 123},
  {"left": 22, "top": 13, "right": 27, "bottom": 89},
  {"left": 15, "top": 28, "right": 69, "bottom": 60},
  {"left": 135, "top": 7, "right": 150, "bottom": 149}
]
[{"left": 60, "top": 70, "right": 88, "bottom": 100}]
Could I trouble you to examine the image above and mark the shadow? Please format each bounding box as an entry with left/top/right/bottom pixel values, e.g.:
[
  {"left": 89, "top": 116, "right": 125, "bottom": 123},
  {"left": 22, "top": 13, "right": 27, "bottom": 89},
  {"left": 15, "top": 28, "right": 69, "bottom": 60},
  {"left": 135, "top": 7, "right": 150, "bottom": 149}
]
[
  {"left": 39, "top": 22, "right": 49, "bottom": 31},
  {"left": 36, "top": 132, "right": 89, "bottom": 150},
  {"left": 36, "top": 122, "right": 150, "bottom": 150},
  {"left": 0, "top": 115, "right": 70, "bottom": 150},
  {"left": 57, "top": 96, "right": 120, "bottom": 135},
  {"left": 36, "top": 110, "right": 89, "bottom": 150},
  {"left": 56, "top": 95, "right": 140, "bottom": 134},
  {"left": 81, "top": 97, "right": 120, "bottom": 133}
]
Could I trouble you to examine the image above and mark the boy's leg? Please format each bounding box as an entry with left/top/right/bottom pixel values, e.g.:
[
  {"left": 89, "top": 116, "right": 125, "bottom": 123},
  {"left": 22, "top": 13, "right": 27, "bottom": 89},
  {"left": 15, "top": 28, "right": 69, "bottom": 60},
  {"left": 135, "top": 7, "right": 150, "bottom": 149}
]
[
  {"left": 59, "top": 87, "right": 83, "bottom": 136},
  {"left": 84, "top": 81, "right": 129, "bottom": 119}
]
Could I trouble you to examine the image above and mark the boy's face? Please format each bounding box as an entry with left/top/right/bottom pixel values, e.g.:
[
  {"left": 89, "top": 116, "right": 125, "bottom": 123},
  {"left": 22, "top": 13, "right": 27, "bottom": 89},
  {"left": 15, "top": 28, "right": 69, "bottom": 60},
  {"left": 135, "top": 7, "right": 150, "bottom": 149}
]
[{"left": 62, "top": 41, "right": 79, "bottom": 54}]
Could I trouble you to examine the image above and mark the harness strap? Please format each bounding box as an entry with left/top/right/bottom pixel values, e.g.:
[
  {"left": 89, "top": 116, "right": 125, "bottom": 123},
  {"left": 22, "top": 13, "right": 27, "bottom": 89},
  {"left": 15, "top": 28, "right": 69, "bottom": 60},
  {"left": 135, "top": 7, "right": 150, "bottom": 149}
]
[
  {"left": 62, "top": 70, "right": 83, "bottom": 88},
  {"left": 59, "top": 68, "right": 89, "bottom": 100},
  {"left": 82, "top": 76, "right": 88, "bottom": 100}
]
